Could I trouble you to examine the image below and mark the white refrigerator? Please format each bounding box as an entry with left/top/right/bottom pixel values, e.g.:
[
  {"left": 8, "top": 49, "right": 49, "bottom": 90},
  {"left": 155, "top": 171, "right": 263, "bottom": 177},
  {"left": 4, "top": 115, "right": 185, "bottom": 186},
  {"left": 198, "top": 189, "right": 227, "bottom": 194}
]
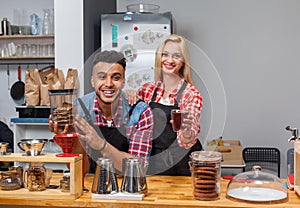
[{"left": 101, "top": 11, "right": 174, "bottom": 90}]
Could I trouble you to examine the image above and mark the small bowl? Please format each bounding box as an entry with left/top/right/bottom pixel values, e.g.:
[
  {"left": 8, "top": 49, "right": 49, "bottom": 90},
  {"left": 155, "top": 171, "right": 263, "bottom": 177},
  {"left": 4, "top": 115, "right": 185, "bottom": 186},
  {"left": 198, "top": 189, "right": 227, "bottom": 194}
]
[{"left": 126, "top": 3, "right": 160, "bottom": 13}]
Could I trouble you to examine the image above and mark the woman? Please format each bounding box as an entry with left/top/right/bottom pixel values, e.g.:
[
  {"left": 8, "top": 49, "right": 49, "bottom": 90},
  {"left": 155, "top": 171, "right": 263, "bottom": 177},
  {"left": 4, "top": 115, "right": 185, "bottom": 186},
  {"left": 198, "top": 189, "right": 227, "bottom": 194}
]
[{"left": 127, "top": 34, "right": 203, "bottom": 176}]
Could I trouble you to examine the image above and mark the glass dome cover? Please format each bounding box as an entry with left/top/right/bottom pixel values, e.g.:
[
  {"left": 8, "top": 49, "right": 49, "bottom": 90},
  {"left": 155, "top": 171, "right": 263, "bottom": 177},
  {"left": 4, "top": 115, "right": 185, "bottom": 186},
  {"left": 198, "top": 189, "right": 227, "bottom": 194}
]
[{"left": 226, "top": 166, "right": 287, "bottom": 203}]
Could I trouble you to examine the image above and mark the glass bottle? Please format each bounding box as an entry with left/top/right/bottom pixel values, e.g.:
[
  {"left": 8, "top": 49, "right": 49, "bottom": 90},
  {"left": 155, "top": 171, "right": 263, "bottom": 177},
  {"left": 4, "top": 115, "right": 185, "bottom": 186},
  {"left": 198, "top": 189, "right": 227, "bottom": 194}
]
[
  {"left": 30, "top": 13, "right": 39, "bottom": 35},
  {"left": 42, "top": 9, "right": 50, "bottom": 35}
]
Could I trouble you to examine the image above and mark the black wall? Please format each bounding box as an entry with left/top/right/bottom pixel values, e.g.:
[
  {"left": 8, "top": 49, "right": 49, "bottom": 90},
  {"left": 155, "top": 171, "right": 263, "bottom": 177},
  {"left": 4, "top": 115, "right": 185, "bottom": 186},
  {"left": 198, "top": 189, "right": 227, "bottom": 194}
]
[{"left": 83, "top": 0, "right": 116, "bottom": 93}]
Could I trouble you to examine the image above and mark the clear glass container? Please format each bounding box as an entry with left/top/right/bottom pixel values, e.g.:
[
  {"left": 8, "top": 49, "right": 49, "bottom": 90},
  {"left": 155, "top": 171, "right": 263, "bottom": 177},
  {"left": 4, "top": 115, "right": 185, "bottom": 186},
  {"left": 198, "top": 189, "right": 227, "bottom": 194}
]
[
  {"left": 189, "top": 151, "right": 222, "bottom": 200},
  {"left": 49, "top": 89, "right": 77, "bottom": 134},
  {"left": 60, "top": 173, "right": 70, "bottom": 192},
  {"left": 25, "top": 162, "right": 47, "bottom": 191},
  {"left": 0, "top": 171, "right": 22, "bottom": 191},
  {"left": 226, "top": 166, "right": 287, "bottom": 203},
  {"left": 126, "top": 4, "right": 160, "bottom": 13}
]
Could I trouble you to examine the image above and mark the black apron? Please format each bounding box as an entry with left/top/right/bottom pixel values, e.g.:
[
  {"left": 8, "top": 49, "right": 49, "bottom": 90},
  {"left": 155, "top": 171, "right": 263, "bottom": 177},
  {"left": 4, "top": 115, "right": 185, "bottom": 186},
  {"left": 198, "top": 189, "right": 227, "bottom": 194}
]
[
  {"left": 78, "top": 98, "right": 141, "bottom": 174},
  {"left": 89, "top": 125, "right": 128, "bottom": 173},
  {"left": 147, "top": 82, "right": 202, "bottom": 176},
  {"left": 89, "top": 100, "right": 141, "bottom": 173}
]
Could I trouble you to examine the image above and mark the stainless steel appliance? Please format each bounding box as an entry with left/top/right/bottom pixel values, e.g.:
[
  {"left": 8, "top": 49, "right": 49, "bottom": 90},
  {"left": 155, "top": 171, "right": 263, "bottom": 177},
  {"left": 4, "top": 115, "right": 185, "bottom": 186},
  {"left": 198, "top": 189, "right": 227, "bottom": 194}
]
[{"left": 101, "top": 11, "right": 174, "bottom": 90}]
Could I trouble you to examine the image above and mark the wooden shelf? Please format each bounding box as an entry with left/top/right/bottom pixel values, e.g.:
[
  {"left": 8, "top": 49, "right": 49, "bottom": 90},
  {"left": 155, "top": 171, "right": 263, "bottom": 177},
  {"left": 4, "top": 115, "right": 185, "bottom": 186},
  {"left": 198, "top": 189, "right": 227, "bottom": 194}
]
[
  {"left": 0, "top": 34, "right": 55, "bottom": 65},
  {"left": 0, "top": 153, "right": 82, "bottom": 199},
  {"left": 0, "top": 35, "right": 54, "bottom": 40},
  {"left": 0, "top": 56, "right": 54, "bottom": 60}
]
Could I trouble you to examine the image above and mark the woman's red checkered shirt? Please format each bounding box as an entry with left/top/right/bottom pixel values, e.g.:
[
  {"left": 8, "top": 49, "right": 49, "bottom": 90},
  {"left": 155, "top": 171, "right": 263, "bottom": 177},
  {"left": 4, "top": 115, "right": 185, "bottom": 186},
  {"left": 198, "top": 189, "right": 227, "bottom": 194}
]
[{"left": 137, "top": 80, "right": 203, "bottom": 149}]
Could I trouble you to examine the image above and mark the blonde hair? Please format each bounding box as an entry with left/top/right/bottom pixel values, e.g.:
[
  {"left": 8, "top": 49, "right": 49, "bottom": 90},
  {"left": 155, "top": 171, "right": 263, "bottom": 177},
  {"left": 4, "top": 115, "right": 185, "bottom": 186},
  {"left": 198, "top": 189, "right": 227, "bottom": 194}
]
[{"left": 154, "top": 34, "right": 193, "bottom": 84}]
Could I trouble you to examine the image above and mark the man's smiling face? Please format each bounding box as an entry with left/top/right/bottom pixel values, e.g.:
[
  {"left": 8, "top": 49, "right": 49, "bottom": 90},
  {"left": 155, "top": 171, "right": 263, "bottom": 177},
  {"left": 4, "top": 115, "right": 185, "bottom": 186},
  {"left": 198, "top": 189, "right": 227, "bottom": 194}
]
[{"left": 91, "top": 62, "right": 125, "bottom": 105}]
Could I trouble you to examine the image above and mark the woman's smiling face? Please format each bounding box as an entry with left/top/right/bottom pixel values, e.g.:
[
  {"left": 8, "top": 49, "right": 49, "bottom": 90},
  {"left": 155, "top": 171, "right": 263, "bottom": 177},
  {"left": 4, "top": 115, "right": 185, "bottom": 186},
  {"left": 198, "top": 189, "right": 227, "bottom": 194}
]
[{"left": 161, "top": 41, "right": 184, "bottom": 76}]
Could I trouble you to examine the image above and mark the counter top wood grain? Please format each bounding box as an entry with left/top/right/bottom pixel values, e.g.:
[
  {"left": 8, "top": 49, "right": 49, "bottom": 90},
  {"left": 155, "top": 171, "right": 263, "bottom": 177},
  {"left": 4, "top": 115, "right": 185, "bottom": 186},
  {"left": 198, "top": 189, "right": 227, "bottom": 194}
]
[{"left": 0, "top": 174, "right": 299, "bottom": 207}]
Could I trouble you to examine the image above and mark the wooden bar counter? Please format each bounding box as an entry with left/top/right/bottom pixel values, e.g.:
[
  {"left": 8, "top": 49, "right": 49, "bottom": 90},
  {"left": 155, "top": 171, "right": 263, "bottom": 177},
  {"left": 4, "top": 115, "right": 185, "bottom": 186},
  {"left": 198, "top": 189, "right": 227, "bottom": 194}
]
[{"left": 0, "top": 174, "right": 299, "bottom": 208}]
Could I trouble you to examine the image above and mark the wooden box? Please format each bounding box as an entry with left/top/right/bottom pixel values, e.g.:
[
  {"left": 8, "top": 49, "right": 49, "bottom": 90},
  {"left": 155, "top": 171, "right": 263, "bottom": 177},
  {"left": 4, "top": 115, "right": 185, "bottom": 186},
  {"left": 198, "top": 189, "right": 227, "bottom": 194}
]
[
  {"left": 0, "top": 153, "right": 82, "bottom": 199},
  {"left": 206, "top": 140, "right": 244, "bottom": 168}
]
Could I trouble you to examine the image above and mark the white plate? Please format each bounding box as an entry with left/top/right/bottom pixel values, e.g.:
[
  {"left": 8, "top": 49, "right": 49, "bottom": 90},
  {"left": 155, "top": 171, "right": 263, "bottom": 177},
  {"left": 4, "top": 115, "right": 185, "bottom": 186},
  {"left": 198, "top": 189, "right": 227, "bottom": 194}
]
[{"left": 227, "top": 188, "right": 287, "bottom": 202}]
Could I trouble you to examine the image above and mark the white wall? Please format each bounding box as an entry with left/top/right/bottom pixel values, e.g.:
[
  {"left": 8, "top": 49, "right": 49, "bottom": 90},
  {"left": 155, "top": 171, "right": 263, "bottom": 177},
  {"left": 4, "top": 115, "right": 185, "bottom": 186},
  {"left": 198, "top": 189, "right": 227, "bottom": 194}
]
[
  {"left": 54, "top": 0, "right": 84, "bottom": 96},
  {"left": 118, "top": 0, "right": 300, "bottom": 177}
]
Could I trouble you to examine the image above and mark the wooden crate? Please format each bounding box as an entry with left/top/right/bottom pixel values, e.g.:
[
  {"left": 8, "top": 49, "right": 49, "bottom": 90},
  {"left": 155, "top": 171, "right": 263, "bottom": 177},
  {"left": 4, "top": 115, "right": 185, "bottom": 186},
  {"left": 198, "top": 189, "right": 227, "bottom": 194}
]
[{"left": 0, "top": 153, "right": 82, "bottom": 199}]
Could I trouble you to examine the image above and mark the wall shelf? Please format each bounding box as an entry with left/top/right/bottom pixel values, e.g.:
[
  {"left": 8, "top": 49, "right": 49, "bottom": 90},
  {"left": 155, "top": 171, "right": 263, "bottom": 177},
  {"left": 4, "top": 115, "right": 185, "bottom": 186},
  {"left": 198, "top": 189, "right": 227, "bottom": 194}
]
[
  {"left": 0, "top": 34, "right": 54, "bottom": 40},
  {"left": 0, "top": 35, "right": 55, "bottom": 65}
]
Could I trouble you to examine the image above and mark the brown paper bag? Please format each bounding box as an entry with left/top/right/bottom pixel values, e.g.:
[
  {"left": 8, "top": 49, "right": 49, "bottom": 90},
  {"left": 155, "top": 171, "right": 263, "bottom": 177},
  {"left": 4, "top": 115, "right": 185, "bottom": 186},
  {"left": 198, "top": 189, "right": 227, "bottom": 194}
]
[
  {"left": 25, "top": 69, "right": 40, "bottom": 106},
  {"left": 40, "top": 68, "right": 65, "bottom": 106},
  {"left": 64, "top": 68, "right": 78, "bottom": 89},
  {"left": 64, "top": 68, "right": 78, "bottom": 104}
]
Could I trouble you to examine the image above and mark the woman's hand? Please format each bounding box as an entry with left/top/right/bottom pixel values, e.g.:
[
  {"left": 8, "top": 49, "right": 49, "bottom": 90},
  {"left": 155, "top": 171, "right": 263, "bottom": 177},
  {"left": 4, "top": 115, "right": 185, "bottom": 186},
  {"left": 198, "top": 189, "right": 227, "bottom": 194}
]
[
  {"left": 124, "top": 90, "right": 139, "bottom": 106},
  {"left": 171, "top": 113, "right": 194, "bottom": 144},
  {"left": 74, "top": 114, "right": 105, "bottom": 150}
]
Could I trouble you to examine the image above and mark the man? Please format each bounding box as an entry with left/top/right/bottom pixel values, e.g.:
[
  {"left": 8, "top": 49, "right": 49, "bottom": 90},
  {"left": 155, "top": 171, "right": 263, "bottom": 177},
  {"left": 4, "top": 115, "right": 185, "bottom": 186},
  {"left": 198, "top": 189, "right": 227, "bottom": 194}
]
[
  {"left": 0, "top": 121, "right": 13, "bottom": 151},
  {"left": 50, "top": 50, "right": 153, "bottom": 173}
]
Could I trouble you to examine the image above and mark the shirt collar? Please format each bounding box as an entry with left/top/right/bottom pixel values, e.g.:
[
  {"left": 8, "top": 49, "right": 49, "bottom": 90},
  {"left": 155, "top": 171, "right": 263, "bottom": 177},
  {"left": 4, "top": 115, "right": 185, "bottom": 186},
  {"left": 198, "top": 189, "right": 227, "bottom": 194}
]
[
  {"left": 156, "top": 79, "right": 185, "bottom": 96},
  {"left": 93, "top": 96, "right": 123, "bottom": 124}
]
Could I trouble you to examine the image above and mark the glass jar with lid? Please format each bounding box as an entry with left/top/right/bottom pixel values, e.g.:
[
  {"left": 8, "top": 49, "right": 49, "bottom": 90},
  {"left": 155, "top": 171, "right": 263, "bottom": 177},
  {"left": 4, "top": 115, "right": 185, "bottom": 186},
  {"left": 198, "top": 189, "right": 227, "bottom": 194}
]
[
  {"left": 189, "top": 151, "right": 222, "bottom": 200},
  {"left": 24, "top": 162, "right": 47, "bottom": 191},
  {"left": 0, "top": 171, "right": 22, "bottom": 190},
  {"left": 60, "top": 173, "right": 70, "bottom": 192}
]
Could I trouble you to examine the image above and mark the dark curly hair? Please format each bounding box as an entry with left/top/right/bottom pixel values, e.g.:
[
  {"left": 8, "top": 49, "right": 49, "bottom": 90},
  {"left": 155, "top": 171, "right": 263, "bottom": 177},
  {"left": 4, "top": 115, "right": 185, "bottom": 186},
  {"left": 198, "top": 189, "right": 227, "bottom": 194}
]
[{"left": 92, "top": 50, "right": 126, "bottom": 70}]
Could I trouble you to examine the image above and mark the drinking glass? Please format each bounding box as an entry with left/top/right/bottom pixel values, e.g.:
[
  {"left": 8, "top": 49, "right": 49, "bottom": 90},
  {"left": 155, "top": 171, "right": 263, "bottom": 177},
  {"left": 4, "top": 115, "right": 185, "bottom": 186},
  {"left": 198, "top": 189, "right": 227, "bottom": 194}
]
[{"left": 171, "top": 109, "right": 189, "bottom": 132}]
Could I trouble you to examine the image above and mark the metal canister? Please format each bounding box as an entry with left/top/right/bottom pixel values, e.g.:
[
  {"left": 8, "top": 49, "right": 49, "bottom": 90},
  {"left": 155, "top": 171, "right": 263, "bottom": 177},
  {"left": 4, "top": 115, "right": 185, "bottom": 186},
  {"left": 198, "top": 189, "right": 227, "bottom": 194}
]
[
  {"left": 1, "top": 17, "right": 11, "bottom": 36},
  {"left": 189, "top": 151, "right": 222, "bottom": 201}
]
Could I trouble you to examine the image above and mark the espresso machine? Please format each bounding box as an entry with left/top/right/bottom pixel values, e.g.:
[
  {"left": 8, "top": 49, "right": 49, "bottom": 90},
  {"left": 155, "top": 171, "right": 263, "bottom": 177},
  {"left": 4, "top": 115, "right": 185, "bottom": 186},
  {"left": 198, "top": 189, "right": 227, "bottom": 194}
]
[{"left": 286, "top": 126, "right": 300, "bottom": 196}]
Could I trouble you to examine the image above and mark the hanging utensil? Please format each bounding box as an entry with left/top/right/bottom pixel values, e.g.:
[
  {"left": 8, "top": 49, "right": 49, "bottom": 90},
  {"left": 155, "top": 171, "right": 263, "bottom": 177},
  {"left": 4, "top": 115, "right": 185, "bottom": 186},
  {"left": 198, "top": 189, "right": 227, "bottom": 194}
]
[
  {"left": 10, "top": 65, "right": 25, "bottom": 100},
  {"left": 7, "top": 65, "right": 10, "bottom": 90}
]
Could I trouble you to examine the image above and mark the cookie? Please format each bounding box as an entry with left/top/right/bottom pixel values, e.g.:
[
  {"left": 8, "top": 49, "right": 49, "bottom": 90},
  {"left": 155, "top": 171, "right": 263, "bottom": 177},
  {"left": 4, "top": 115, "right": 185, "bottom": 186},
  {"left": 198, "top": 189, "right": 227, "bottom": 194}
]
[
  {"left": 194, "top": 179, "right": 216, "bottom": 184},
  {"left": 194, "top": 188, "right": 217, "bottom": 193},
  {"left": 194, "top": 174, "right": 217, "bottom": 179},
  {"left": 193, "top": 191, "right": 218, "bottom": 199}
]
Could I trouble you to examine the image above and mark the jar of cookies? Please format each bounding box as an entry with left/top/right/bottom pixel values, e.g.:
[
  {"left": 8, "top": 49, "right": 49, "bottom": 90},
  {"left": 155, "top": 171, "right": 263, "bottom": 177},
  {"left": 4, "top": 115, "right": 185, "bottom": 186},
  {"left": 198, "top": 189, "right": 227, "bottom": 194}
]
[
  {"left": 189, "top": 151, "right": 222, "bottom": 200},
  {"left": 49, "top": 89, "right": 77, "bottom": 134},
  {"left": 24, "top": 162, "right": 47, "bottom": 191}
]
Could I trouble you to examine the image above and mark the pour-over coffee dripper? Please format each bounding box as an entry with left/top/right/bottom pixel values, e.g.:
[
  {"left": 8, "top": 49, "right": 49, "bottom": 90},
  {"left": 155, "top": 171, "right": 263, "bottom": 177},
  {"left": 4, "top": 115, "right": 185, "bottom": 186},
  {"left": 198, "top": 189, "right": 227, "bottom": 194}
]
[{"left": 53, "top": 133, "right": 79, "bottom": 157}]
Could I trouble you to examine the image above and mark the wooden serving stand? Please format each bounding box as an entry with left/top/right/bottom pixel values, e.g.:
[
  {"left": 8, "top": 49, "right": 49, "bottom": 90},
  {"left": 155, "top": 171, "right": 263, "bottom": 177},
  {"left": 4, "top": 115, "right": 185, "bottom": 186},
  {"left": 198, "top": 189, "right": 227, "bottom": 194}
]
[{"left": 0, "top": 153, "right": 82, "bottom": 199}]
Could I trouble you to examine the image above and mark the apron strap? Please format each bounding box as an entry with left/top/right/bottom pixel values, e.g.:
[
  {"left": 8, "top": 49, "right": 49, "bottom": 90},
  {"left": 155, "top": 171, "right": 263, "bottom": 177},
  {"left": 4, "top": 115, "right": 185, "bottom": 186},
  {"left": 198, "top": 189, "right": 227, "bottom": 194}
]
[
  {"left": 77, "top": 98, "right": 106, "bottom": 142},
  {"left": 175, "top": 81, "right": 187, "bottom": 106},
  {"left": 122, "top": 99, "right": 142, "bottom": 125},
  {"left": 151, "top": 81, "right": 187, "bottom": 107}
]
